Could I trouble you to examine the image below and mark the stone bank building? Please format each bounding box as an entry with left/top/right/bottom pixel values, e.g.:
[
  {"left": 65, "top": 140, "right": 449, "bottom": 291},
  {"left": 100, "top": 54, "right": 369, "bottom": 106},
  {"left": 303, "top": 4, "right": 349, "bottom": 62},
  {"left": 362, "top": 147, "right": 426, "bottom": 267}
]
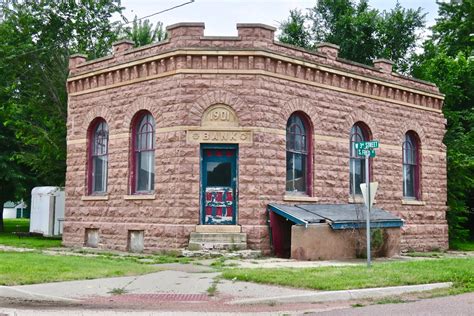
[{"left": 64, "top": 23, "right": 448, "bottom": 256}]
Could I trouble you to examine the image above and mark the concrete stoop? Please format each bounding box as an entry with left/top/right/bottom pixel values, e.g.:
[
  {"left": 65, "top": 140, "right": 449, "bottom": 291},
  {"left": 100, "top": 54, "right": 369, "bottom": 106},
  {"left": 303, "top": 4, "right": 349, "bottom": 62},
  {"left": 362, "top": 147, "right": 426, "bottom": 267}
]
[
  {"left": 181, "top": 249, "right": 261, "bottom": 259},
  {"left": 188, "top": 232, "right": 247, "bottom": 251}
]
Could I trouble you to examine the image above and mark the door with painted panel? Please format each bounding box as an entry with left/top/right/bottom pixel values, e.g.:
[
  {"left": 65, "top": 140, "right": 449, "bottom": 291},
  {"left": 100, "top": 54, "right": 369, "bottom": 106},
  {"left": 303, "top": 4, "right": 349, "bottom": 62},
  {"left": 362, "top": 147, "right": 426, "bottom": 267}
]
[{"left": 201, "top": 146, "right": 237, "bottom": 225}]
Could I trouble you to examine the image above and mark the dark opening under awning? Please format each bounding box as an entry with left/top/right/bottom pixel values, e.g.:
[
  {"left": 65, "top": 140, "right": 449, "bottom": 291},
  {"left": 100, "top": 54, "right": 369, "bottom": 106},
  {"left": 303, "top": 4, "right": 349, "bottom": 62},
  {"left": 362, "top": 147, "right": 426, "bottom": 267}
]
[{"left": 268, "top": 203, "right": 403, "bottom": 229}]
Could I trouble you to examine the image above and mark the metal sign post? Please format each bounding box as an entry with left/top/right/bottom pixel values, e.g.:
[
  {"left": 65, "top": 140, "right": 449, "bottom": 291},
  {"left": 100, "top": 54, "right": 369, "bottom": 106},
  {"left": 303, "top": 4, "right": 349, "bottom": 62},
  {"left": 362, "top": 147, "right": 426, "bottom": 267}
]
[
  {"left": 355, "top": 140, "right": 379, "bottom": 268},
  {"left": 365, "top": 151, "right": 371, "bottom": 268}
]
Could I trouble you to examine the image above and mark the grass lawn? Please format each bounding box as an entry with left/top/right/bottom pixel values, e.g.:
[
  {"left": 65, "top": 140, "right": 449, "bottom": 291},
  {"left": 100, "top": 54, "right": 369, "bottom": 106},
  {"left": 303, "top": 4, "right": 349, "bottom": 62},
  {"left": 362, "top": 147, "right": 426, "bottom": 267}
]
[
  {"left": 450, "top": 240, "right": 474, "bottom": 251},
  {"left": 222, "top": 257, "right": 474, "bottom": 293},
  {"left": 0, "top": 219, "right": 62, "bottom": 249},
  {"left": 0, "top": 251, "right": 160, "bottom": 285}
]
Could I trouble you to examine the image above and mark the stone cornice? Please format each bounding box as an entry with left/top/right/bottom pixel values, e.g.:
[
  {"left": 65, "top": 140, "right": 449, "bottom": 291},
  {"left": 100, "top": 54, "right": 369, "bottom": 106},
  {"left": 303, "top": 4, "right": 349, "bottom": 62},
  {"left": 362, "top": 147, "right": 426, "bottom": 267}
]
[{"left": 67, "top": 49, "right": 444, "bottom": 113}]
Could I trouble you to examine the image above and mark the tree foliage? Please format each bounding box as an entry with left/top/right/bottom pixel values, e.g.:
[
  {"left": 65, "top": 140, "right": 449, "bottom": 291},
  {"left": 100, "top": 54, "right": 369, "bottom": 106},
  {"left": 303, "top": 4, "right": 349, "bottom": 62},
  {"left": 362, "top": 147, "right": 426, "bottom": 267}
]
[
  {"left": 0, "top": 0, "right": 124, "bottom": 230},
  {"left": 431, "top": 0, "right": 474, "bottom": 57},
  {"left": 278, "top": 9, "right": 312, "bottom": 49},
  {"left": 278, "top": 0, "right": 426, "bottom": 72},
  {"left": 120, "top": 16, "right": 167, "bottom": 47}
]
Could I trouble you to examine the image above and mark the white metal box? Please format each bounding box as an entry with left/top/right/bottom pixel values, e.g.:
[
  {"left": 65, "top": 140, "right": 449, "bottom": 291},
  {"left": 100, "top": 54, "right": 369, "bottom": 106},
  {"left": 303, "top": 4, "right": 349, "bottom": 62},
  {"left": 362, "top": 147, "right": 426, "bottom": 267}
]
[{"left": 29, "top": 186, "right": 65, "bottom": 236}]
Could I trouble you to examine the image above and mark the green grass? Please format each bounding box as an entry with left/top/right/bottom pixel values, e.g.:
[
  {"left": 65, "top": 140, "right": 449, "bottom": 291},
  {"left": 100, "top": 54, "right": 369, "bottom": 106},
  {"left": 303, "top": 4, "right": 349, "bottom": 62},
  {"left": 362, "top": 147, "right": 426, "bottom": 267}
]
[
  {"left": 148, "top": 254, "right": 191, "bottom": 264},
  {"left": 0, "top": 251, "right": 160, "bottom": 285},
  {"left": 206, "top": 276, "right": 221, "bottom": 297},
  {"left": 0, "top": 219, "right": 62, "bottom": 249},
  {"left": 450, "top": 240, "right": 474, "bottom": 251},
  {"left": 71, "top": 249, "right": 191, "bottom": 265},
  {"left": 108, "top": 287, "right": 129, "bottom": 295},
  {"left": 375, "top": 296, "right": 407, "bottom": 305},
  {"left": 222, "top": 257, "right": 474, "bottom": 293},
  {"left": 404, "top": 251, "right": 444, "bottom": 258}
]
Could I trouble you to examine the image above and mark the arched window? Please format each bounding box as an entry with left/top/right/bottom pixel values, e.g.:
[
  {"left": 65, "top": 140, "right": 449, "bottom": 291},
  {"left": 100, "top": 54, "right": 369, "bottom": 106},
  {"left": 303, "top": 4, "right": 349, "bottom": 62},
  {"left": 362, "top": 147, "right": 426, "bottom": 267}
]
[
  {"left": 89, "top": 119, "right": 108, "bottom": 194},
  {"left": 349, "top": 122, "right": 371, "bottom": 196},
  {"left": 403, "top": 131, "right": 420, "bottom": 199},
  {"left": 286, "top": 113, "right": 311, "bottom": 194},
  {"left": 132, "top": 112, "right": 155, "bottom": 193}
]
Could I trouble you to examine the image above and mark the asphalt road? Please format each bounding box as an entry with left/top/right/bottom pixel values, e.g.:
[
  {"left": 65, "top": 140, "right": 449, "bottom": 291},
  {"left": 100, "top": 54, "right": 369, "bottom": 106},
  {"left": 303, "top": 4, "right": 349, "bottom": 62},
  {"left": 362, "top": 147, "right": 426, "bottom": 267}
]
[
  {"left": 1, "top": 293, "right": 473, "bottom": 315},
  {"left": 314, "top": 292, "right": 474, "bottom": 316}
]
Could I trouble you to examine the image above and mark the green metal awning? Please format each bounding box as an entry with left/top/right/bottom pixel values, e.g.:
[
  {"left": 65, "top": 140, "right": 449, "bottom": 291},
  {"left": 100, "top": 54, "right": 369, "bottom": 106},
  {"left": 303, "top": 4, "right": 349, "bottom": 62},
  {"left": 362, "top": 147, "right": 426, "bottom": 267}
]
[{"left": 268, "top": 203, "right": 403, "bottom": 230}]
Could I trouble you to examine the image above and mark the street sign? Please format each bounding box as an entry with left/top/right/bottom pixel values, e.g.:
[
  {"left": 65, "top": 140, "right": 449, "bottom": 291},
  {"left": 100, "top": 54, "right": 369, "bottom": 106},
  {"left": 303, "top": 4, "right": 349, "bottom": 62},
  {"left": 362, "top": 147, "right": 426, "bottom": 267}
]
[
  {"left": 357, "top": 149, "right": 376, "bottom": 158},
  {"left": 354, "top": 141, "right": 379, "bottom": 150},
  {"left": 360, "top": 182, "right": 379, "bottom": 208},
  {"left": 353, "top": 140, "right": 380, "bottom": 268}
]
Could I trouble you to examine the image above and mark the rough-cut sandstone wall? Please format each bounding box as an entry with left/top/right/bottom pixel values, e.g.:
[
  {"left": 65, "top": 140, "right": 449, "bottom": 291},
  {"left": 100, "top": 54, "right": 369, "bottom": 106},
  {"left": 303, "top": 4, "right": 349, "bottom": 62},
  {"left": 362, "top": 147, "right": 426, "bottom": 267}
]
[{"left": 64, "top": 23, "right": 448, "bottom": 253}]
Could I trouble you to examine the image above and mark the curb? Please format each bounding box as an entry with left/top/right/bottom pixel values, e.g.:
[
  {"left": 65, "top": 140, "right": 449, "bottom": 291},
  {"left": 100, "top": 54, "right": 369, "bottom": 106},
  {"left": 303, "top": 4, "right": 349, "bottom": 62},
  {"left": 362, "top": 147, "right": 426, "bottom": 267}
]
[
  {"left": 230, "top": 282, "right": 453, "bottom": 305},
  {"left": 0, "top": 286, "right": 81, "bottom": 303}
]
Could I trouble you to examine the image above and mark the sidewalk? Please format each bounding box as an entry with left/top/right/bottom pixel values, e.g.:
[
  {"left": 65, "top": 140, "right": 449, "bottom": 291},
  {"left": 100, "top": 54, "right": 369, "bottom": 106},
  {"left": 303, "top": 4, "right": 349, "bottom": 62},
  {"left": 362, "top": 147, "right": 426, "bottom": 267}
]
[{"left": 0, "top": 259, "right": 452, "bottom": 312}]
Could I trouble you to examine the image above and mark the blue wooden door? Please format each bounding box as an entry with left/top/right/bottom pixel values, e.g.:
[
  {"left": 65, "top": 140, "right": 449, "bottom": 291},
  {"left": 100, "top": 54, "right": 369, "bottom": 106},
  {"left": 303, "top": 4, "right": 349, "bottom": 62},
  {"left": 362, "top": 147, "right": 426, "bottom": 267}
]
[{"left": 201, "top": 145, "right": 237, "bottom": 225}]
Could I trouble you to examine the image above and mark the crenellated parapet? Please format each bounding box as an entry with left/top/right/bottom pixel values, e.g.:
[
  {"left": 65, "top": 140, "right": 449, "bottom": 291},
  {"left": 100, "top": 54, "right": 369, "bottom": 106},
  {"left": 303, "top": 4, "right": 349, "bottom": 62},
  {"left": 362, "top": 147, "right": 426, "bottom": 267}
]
[{"left": 67, "top": 23, "right": 444, "bottom": 113}]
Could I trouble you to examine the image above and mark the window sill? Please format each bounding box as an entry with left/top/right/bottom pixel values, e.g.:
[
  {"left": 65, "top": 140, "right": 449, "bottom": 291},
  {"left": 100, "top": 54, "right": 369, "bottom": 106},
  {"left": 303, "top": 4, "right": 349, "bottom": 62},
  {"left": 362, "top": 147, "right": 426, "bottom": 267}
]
[
  {"left": 283, "top": 195, "right": 319, "bottom": 202},
  {"left": 81, "top": 195, "right": 109, "bottom": 201},
  {"left": 123, "top": 194, "right": 156, "bottom": 200},
  {"left": 401, "top": 199, "right": 425, "bottom": 206},
  {"left": 348, "top": 196, "right": 375, "bottom": 204}
]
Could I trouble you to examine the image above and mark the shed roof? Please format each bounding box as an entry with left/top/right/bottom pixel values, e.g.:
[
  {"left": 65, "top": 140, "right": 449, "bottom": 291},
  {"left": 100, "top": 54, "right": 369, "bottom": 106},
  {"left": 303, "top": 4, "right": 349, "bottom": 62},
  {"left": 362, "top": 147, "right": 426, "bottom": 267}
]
[
  {"left": 3, "top": 201, "right": 17, "bottom": 208},
  {"left": 267, "top": 204, "right": 325, "bottom": 225},
  {"left": 268, "top": 203, "right": 403, "bottom": 230}
]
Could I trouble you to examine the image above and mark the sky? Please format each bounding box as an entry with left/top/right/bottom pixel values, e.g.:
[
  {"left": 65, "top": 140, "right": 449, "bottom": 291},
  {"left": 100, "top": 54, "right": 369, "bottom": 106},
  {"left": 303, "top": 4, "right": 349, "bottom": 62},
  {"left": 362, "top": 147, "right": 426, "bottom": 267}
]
[{"left": 119, "top": 0, "right": 440, "bottom": 37}]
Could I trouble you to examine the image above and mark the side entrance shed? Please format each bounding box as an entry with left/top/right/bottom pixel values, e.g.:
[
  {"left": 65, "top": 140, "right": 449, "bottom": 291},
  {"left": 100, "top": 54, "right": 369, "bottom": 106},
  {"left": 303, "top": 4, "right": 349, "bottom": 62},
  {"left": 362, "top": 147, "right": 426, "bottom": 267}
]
[{"left": 268, "top": 204, "right": 403, "bottom": 260}]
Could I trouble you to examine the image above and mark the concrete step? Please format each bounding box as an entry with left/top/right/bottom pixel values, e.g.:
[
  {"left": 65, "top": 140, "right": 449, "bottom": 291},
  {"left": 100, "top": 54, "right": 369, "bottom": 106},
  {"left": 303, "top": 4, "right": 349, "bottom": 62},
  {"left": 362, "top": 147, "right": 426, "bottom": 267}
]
[
  {"left": 188, "top": 232, "right": 247, "bottom": 251},
  {"left": 195, "top": 225, "right": 242, "bottom": 233},
  {"left": 188, "top": 241, "right": 247, "bottom": 251},
  {"left": 189, "top": 232, "right": 246, "bottom": 243}
]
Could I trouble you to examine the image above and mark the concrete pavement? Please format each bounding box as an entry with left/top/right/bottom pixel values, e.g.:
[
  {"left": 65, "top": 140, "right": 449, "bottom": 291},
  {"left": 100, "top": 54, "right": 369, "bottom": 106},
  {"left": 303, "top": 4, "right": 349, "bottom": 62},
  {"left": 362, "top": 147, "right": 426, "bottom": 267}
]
[
  {"left": 0, "top": 261, "right": 452, "bottom": 306},
  {"left": 1, "top": 269, "right": 317, "bottom": 302}
]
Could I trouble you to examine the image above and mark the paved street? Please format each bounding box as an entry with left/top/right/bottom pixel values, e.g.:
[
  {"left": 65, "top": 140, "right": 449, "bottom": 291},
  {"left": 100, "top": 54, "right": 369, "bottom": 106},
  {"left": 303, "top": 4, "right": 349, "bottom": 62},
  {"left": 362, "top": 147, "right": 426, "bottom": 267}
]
[
  {"left": 315, "top": 292, "right": 474, "bottom": 316},
  {"left": 1, "top": 292, "right": 474, "bottom": 315}
]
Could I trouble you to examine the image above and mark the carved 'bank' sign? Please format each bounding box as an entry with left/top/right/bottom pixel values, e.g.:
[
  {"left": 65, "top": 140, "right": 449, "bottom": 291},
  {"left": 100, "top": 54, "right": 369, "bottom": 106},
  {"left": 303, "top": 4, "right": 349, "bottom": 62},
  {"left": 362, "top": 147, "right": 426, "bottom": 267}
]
[
  {"left": 187, "top": 129, "right": 253, "bottom": 144},
  {"left": 186, "top": 103, "right": 253, "bottom": 144}
]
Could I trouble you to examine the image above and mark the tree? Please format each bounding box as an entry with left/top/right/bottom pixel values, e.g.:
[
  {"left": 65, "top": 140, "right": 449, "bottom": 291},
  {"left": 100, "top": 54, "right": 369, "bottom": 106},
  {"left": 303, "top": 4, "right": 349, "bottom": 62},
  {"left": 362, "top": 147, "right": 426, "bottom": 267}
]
[
  {"left": 0, "top": 117, "right": 29, "bottom": 232},
  {"left": 413, "top": 51, "right": 473, "bottom": 242},
  {"left": 278, "top": 0, "right": 426, "bottom": 72},
  {"left": 278, "top": 9, "right": 312, "bottom": 49},
  {"left": 376, "top": 2, "right": 426, "bottom": 72},
  {"left": 120, "top": 16, "right": 167, "bottom": 47},
  {"left": 431, "top": 0, "right": 474, "bottom": 57},
  {"left": 0, "top": 0, "right": 124, "bottom": 231}
]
